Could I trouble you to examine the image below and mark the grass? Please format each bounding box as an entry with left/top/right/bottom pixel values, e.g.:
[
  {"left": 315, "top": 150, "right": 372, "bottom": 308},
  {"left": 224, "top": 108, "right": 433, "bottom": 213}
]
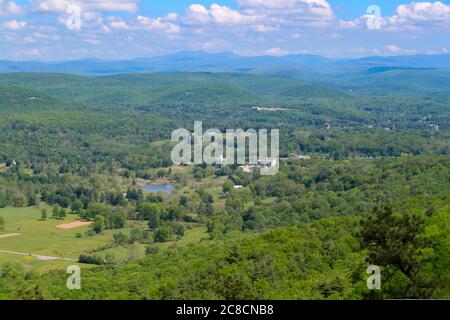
[
  {"left": 92, "top": 243, "right": 147, "bottom": 263},
  {"left": 0, "top": 253, "right": 81, "bottom": 272},
  {"left": 0, "top": 170, "right": 211, "bottom": 272},
  {"left": 153, "top": 225, "right": 208, "bottom": 251},
  {"left": 92, "top": 225, "right": 208, "bottom": 262},
  {"left": 0, "top": 206, "right": 127, "bottom": 271},
  {"left": 0, "top": 206, "right": 209, "bottom": 272},
  {"left": 0, "top": 206, "right": 116, "bottom": 258}
]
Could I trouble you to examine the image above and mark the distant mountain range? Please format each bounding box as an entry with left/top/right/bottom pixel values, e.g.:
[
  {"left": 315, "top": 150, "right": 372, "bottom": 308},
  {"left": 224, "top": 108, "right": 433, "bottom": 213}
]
[
  {"left": 1, "top": 51, "right": 449, "bottom": 76},
  {"left": 1, "top": 52, "right": 449, "bottom": 94}
]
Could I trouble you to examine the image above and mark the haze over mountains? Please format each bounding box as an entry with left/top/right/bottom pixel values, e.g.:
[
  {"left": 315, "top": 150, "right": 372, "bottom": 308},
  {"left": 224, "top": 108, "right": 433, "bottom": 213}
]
[
  {"left": 1, "top": 51, "right": 449, "bottom": 95},
  {"left": 1, "top": 51, "right": 449, "bottom": 75}
]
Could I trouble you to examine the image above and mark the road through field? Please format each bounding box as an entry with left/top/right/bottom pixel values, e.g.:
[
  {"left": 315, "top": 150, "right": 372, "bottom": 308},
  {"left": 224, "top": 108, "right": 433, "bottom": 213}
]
[{"left": 0, "top": 249, "right": 77, "bottom": 261}]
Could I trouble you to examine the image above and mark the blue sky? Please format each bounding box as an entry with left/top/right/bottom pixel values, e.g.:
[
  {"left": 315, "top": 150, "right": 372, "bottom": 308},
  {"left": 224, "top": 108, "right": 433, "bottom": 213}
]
[
  {"left": 1, "top": 0, "right": 449, "bottom": 60},
  {"left": 138, "top": 0, "right": 403, "bottom": 19}
]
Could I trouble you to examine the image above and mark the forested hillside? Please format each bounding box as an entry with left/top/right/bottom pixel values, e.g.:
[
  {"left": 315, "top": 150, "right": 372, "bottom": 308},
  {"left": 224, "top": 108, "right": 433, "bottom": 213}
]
[{"left": 0, "top": 71, "right": 448, "bottom": 300}]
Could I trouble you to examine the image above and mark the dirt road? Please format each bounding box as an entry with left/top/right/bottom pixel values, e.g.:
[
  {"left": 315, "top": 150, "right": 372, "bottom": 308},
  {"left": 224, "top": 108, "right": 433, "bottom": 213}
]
[{"left": 0, "top": 249, "right": 77, "bottom": 261}]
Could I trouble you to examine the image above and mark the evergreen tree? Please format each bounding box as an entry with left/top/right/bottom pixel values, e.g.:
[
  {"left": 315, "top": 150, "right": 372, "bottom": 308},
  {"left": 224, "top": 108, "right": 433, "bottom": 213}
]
[{"left": 360, "top": 206, "right": 435, "bottom": 299}]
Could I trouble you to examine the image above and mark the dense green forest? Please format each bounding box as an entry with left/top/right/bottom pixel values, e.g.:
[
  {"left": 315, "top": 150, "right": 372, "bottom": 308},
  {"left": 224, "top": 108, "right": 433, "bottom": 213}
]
[{"left": 0, "top": 72, "right": 448, "bottom": 300}]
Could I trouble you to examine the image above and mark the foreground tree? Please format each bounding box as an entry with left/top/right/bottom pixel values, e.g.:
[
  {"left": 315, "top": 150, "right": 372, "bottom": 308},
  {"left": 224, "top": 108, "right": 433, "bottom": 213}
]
[{"left": 360, "top": 206, "right": 436, "bottom": 298}]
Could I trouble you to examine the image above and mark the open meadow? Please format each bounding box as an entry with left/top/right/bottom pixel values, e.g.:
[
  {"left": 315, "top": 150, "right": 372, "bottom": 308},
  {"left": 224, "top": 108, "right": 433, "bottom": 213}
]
[{"left": 0, "top": 205, "right": 208, "bottom": 272}]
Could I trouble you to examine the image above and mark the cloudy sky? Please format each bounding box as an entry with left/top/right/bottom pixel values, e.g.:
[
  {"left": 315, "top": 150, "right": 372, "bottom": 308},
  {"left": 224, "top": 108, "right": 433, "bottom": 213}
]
[{"left": 1, "top": 0, "right": 449, "bottom": 60}]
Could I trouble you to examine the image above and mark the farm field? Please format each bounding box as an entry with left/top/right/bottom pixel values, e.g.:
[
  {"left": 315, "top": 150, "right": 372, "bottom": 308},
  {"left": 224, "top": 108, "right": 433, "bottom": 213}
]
[
  {"left": 0, "top": 206, "right": 114, "bottom": 270},
  {"left": 0, "top": 206, "right": 118, "bottom": 258},
  {"left": 0, "top": 206, "right": 208, "bottom": 272}
]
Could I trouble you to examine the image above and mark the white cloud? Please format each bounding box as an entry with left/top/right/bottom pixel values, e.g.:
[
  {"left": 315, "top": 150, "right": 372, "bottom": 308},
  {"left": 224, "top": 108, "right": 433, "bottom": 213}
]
[
  {"left": 164, "top": 13, "right": 178, "bottom": 22},
  {"left": 265, "top": 47, "right": 289, "bottom": 56},
  {"left": 386, "top": 44, "right": 402, "bottom": 53},
  {"left": 23, "top": 32, "right": 61, "bottom": 43},
  {"left": 237, "top": 0, "right": 330, "bottom": 10},
  {"left": 186, "top": 4, "right": 210, "bottom": 24},
  {"left": 4, "top": 19, "right": 27, "bottom": 30},
  {"left": 88, "top": 0, "right": 138, "bottom": 13},
  {"left": 340, "top": 1, "right": 450, "bottom": 32},
  {"left": 396, "top": 1, "right": 450, "bottom": 23},
  {"left": 31, "top": 0, "right": 139, "bottom": 13},
  {"left": 385, "top": 44, "right": 416, "bottom": 54},
  {"left": 186, "top": 3, "right": 259, "bottom": 25},
  {"left": 137, "top": 15, "right": 181, "bottom": 34},
  {"left": 236, "top": 0, "right": 293, "bottom": 9},
  {"left": 1, "top": 0, "right": 449, "bottom": 60},
  {"left": 23, "top": 48, "right": 45, "bottom": 56},
  {"left": 209, "top": 4, "right": 259, "bottom": 24},
  {"left": 7, "top": 1, "right": 23, "bottom": 14},
  {"left": 82, "top": 11, "right": 103, "bottom": 24},
  {"left": 83, "top": 36, "right": 101, "bottom": 45},
  {"left": 104, "top": 15, "right": 181, "bottom": 34},
  {"left": 31, "top": 0, "right": 71, "bottom": 13},
  {"left": 378, "top": 2, "right": 450, "bottom": 32},
  {"left": 329, "top": 32, "right": 342, "bottom": 39},
  {"left": 0, "top": 1, "right": 23, "bottom": 15},
  {"left": 109, "top": 20, "right": 129, "bottom": 29},
  {"left": 253, "top": 24, "right": 279, "bottom": 32},
  {"left": 236, "top": 0, "right": 334, "bottom": 21},
  {"left": 201, "top": 39, "right": 230, "bottom": 50},
  {"left": 102, "top": 24, "right": 110, "bottom": 32},
  {"left": 338, "top": 19, "right": 359, "bottom": 29}
]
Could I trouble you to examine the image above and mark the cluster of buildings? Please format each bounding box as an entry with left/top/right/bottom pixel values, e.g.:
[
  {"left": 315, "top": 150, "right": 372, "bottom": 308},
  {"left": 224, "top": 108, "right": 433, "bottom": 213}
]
[
  {"left": 252, "top": 107, "right": 288, "bottom": 112},
  {"left": 213, "top": 155, "right": 278, "bottom": 173}
]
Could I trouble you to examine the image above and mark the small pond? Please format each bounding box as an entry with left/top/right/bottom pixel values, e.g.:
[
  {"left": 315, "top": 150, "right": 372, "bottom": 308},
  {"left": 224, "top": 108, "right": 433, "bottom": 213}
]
[{"left": 140, "top": 183, "right": 174, "bottom": 195}]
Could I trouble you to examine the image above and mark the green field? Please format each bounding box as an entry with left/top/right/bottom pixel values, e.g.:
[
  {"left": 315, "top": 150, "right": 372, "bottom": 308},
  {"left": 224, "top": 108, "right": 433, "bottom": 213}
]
[
  {"left": 0, "top": 206, "right": 117, "bottom": 257},
  {"left": 0, "top": 206, "right": 114, "bottom": 270},
  {"left": 152, "top": 225, "right": 208, "bottom": 251},
  {"left": 0, "top": 206, "right": 208, "bottom": 272},
  {"left": 92, "top": 226, "right": 208, "bottom": 261}
]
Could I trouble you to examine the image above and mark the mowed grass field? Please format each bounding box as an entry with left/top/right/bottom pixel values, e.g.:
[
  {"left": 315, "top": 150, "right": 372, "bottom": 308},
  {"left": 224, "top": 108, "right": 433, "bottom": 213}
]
[
  {"left": 0, "top": 252, "right": 82, "bottom": 272},
  {"left": 0, "top": 206, "right": 208, "bottom": 272},
  {"left": 0, "top": 206, "right": 122, "bottom": 271}
]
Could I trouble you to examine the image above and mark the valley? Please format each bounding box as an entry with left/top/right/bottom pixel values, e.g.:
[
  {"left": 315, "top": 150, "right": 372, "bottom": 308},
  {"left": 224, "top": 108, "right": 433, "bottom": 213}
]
[{"left": 0, "top": 64, "right": 448, "bottom": 300}]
